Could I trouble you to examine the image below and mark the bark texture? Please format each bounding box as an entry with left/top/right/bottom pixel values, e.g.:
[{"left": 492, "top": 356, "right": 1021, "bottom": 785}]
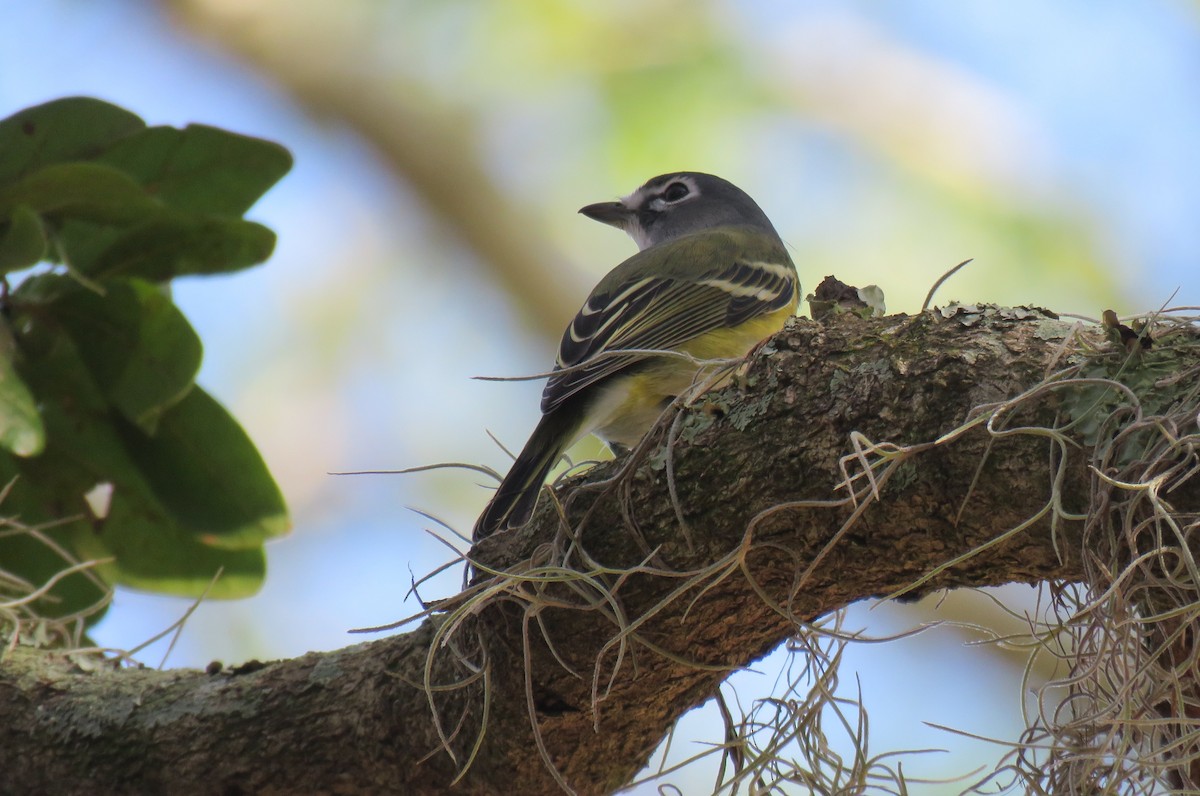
[{"left": 2, "top": 310, "right": 1196, "bottom": 795}]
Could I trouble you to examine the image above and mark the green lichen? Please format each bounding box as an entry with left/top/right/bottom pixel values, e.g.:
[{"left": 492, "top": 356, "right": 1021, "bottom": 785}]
[
  {"left": 938, "top": 302, "right": 1056, "bottom": 327},
  {"left": 724, "top": 388, "right": 775, "bottom": 433},
  {"left": 1034, "top": 318, "right": 1071, "bottom": 341},
  {"left": 1060, "top": 336, "right": 1194, "bottom": 456}
]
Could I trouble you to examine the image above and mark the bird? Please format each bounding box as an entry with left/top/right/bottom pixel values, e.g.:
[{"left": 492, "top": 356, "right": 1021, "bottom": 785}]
[{"left": 472, "top": 172, "right": 799, "bottom": 539}]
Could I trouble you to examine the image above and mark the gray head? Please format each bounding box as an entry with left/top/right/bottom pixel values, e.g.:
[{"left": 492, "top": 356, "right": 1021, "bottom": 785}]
[{"left": 579, "top": 172, "right": 781, "bottom": 251}]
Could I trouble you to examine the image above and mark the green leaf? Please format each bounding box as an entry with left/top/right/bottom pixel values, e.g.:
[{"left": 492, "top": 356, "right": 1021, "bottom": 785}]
[
  {"left": 0, "top": 205, "right": 48, "bottom": 272},
  {"left": 84, "top": 214, "right": 277, "bottom": 280},
  {"left": 68, "top": 492, "right": 267, "bottom": 599},
  {"left": 13, "top": 316, "right": 142, "bottom": 499},
  {"left": 0, "top": 321, "right": 45, "bottom": 457},
  {"left": 102, "top": 283, "right": 204, "bottom": 433},
  {"left": 29, "top": 275, "right": 202, "bottom": 434},
  {"left": 11, "top": 323, "right": 274, "bottom": 599},
  {"left": 0, "top": 453, "right": 110, "bottom": 624},
  {"left": 0, "top": 97, "right": 145, "bottom": 185},
  {"left": 3, "top": 324, "right": 133, "bottom": 616},
  {"left": 0, "top": 162, "right": 162, "bottom": 224},
  {"left": 97, "top": 124, "right": 293, "bottom": 216},
  {"left": 117, "top": 386, "right": 289, "bottom": 550},
  {"left": 0, "top": 102, "right": 292, "bottom": 277},
  {"left": 0, "top": 364, "right": 44, "bottom": 457}
]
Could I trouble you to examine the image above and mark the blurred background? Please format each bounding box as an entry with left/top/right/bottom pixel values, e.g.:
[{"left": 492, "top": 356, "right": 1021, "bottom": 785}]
[{"left": 3, "top": 0, "right": 1197, "bottom": 791}]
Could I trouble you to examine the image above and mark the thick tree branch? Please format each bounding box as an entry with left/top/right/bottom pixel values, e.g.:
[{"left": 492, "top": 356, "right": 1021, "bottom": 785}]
[{"left": 2, "top": 310, "right": 1196, "bottom": 794}]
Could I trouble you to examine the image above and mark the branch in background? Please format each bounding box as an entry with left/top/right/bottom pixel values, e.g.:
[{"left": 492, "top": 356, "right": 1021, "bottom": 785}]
[{"left": 168, "top": 1, "right": 585, "bottom": 339}]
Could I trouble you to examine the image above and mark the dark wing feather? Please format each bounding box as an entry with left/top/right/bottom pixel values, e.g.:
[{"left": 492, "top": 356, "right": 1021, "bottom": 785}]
[{"left": 541, "top": 247, "right": 795, "bottom": 414}]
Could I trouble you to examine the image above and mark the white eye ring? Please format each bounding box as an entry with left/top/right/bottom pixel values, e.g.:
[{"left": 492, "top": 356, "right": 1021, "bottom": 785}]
[{"left": 662, "top": 182, "right": 690, "bottom": 202}]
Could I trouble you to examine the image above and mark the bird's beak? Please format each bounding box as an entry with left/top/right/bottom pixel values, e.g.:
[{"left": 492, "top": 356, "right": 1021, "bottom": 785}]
[{"left": 578, "top": 200, "right": 633, "bottom": 229}]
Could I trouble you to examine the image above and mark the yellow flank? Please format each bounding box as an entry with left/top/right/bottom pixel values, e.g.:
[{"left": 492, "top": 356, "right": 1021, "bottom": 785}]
[
  {"left": 677, "top": 303, "right": 795, "bottom": 360},
  {"left": 586, "top": 301, "right": 796, "bottom": 447}
]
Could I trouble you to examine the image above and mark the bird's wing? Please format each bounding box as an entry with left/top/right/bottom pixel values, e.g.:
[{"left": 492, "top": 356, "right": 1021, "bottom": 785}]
[{"left": 542, "top": 240, "right": 796, "bottom": 414}]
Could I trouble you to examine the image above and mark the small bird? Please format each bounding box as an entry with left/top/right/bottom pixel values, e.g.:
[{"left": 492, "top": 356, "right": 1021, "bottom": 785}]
[{"left": 473, "top": 172, "right": 799, "bottom": 539}]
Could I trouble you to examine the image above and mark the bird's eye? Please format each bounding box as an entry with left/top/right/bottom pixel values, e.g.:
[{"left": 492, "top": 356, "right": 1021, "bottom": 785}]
[{"left": 662, "top": 182, "right": 690, "bottom": 202}]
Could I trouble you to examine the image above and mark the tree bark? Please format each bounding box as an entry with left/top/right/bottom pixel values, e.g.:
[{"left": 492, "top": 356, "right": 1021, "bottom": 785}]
[{"left": 2, "top": 310, "right": 1196, "bottom": 795}]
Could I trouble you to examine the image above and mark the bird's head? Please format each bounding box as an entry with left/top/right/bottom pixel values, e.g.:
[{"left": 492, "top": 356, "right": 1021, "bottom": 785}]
[{"left": 579, "top": 172, "right": 779, "bottom": 251}]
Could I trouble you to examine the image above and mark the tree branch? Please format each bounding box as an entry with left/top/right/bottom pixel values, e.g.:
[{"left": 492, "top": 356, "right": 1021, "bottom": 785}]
[{"left": 2, "top": 310, "right": 1196, "bottom": 794}]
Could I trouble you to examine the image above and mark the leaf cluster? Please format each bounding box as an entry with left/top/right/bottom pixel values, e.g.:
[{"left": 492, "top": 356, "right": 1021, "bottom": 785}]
[{"left": 0, "top": 98, "right": 291, "bottom": 637}]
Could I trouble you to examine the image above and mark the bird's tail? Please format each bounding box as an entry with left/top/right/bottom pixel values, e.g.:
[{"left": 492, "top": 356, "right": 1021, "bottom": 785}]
[{"left": 472, "top": 410, "right": 581, "bottom": 540}]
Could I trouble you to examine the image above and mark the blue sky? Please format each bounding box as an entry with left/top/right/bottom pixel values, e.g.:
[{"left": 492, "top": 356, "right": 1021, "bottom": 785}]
[{"left": 3, "top": 1, "right": 1197, "bottom": 790}]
